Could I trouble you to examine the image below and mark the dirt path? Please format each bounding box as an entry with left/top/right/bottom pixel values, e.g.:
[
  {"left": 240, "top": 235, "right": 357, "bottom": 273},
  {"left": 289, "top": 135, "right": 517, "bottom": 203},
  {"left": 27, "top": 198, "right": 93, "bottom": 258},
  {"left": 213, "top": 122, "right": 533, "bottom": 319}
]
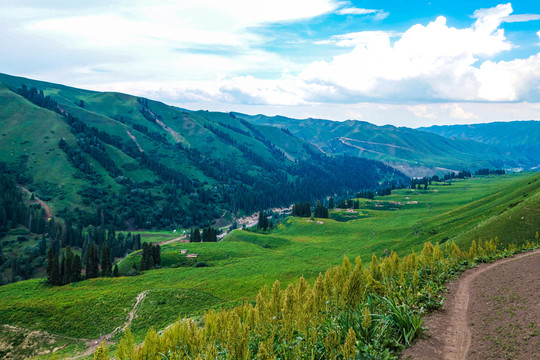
[
  {"left": 19, "top": 186, "right": 52, "bottom": 219},
  {"left": 156, "top": 119, "right": 185, "bottom": 143},
  {"left": 157, "top": 236, "right": 189, "bottom": 246},
  {"left": 126, "top": 129, "right": 144, "bottom": 152},
  {"left": 402, "top": 249, "right": 540, "bottom": 360},
  {"left": 67, "top": 291, "right": 148, "bottom": 359}
]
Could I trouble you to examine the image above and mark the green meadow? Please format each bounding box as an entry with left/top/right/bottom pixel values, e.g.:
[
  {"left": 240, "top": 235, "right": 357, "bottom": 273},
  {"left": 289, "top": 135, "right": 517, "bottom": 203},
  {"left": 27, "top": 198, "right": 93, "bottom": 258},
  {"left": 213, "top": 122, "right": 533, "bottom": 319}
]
[{"left": 1, "top": 172, "right": 539, "bottom": 357}]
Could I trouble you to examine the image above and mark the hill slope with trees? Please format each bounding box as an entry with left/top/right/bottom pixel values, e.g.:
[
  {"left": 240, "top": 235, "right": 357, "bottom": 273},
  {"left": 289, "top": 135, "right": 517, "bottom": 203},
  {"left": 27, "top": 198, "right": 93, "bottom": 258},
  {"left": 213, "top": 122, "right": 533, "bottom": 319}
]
[
  {"left": 0, "top": 73, "right": 407, "bottom": 232},
  {"left": 235, "top": 114, "right": 531, "bottom": 176},
  {"left": 419, "top": 121, "right": 540, "bottom": 170}
]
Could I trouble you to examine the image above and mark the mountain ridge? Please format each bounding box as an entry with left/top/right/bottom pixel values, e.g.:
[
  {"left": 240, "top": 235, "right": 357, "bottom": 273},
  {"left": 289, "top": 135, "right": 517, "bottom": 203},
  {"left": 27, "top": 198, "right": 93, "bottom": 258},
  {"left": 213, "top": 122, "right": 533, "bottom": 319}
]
[
  {"left": 0, "top": 72, "right": 406, "bottom": 230},
  {"left": 233, "top": 112, "right": 534, "bottom": 176}
]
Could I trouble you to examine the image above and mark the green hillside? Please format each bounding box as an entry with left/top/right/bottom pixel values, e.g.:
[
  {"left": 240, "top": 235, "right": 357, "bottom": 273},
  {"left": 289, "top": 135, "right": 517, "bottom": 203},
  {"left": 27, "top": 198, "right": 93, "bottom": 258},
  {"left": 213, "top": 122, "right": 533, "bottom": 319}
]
[
  {"left": 0, "top": 72, "right": 406, "bottom": 232},
  {"left": 235, "top": 114, "right": 524, "bottom": 176},
  {"left": 419, "top": 121, "right": 540, "bottom": 170},
  {"left": 1, "top": 172, "right": 538, "bottom": 358}
]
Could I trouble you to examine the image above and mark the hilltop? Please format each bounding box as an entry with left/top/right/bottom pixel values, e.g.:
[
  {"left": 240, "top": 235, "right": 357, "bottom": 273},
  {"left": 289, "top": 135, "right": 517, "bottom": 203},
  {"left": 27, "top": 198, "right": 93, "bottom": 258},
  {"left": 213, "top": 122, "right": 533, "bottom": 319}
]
[
  {"left": 419, "top": 121, "right": 540, "bottom": 170},
  {"left": 235, "top": 113, "right": 532, "bottom": 176}
]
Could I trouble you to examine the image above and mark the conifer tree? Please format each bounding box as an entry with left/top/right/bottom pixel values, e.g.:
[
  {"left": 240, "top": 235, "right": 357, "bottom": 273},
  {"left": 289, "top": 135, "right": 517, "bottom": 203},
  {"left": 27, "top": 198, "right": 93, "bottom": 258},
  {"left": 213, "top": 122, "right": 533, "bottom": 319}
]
[
  {"left": 62, "top": 247, "right": 74, "bottom": 285},
  {"left": 39, "top": 235, "right": 47, "bottom": 256},
  {"left": 51, "top": 254, "right": 61, "bottom": 285},
  {"left": 152, "top": 245, "right": 161, "bottom": 266},
  {"left": 46, "top": 248, "right": 61, "bottom": 285},
  {"left": 257, "top": 211, "right": 269, "bottom": 230},
  {"left": 113, "top": 264, "right": 119, "bottom": 277},
  {"left": 101, "top": 243, "right": 112, "bottom": 277},
  {"left": 191, "top": 228, "right": 201, "bottom": 242},
  {"left": 72, "top": 255, "right": 82, "bottom": 282},
  {"left": 86, "top": 243, "right": 99, "bottom": 279}
]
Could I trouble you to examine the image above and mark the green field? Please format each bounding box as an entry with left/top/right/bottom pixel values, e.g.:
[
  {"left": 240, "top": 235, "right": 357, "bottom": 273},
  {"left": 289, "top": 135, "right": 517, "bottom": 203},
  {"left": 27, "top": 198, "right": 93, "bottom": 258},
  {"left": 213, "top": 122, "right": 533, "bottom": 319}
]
[{"left": 1, "top": 172, "right": 540, "bottom": 358}]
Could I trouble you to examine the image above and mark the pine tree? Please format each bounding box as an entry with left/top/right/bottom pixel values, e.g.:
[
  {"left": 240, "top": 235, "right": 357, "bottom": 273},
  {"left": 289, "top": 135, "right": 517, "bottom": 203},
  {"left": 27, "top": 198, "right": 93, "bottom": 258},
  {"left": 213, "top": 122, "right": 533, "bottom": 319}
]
[
  {"left": 39, "top": 235, "right": 47, "bottom": 256},
  {"left": 72, "top": 255, "right": 82, "bottom": 282},
  {"left": 191, "top": 228, "right": 201, "bottom": 242},
  {"left": 152, "top": 245, "right": 161, "bottom": 266},
  {"left": 257, "top": 212, "right": 269, "bottom": 230},
  {"left": 101, "top": 243, "right": 112, "bottom": 277},
  {"left": 113, "top": 264, "right": 119, "bottom": 277},
  {"left": 62, "top": 247, "right": 74, "bottom": 285},
  {"left": 51, "top": 254, "right": 61, "bottom": 285},
  {"left": 46, "top": 248, "right": 60, "bottom": 285},
  {"left": 86, "top": 243, "right": 99, "bottom": 279}
]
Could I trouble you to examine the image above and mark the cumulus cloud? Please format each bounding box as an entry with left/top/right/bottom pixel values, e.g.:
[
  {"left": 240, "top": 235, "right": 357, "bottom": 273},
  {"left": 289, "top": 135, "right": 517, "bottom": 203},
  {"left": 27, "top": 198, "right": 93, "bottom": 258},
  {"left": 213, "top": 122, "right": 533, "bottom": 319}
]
[
  {"left": 300, "top": 3, "right": 540, "bottom": 102},
  {"left": 84, "top": 2, "right": 540, "bottom": 109},
  {"left": 300, "top": 4, "right": 540, "bottom": 102},
  {"left": 3, "top": 1, "right": 540, "bottom": 125}
]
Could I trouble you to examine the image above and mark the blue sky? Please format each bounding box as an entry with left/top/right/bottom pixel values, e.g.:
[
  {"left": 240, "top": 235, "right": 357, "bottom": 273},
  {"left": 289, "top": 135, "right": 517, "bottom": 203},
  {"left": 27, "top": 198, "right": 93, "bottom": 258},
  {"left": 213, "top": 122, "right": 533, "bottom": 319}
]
[{"left": 2, "top": 0, "right": 540, "bottom": 127}]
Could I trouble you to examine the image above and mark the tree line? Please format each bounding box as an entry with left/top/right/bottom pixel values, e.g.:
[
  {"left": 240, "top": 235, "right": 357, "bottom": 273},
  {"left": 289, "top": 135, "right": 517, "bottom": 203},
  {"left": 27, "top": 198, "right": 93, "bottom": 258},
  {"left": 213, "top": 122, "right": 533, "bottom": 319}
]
[
  {"left": 15, "top": 85, "right": 409, "bottom": 232},
  {"left": 189, "top": 227, "right": 218, "bottom": 242}
]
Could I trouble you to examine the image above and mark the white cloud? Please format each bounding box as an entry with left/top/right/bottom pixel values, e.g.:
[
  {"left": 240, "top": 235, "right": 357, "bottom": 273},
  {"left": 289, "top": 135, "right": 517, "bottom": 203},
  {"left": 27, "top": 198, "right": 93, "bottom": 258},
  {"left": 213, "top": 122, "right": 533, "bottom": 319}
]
[
  {"left": 22, "top": 0, "right": 340, "bottom": 49},
  {"left": 3, "top": 0, "right": 340, "bottom": 83},
  {"left": 407, "top": 105, "right": 436, "bottom": 119},
  {"left": 318, "top": 31, "right": 396, "bottom": 47},
  {"left": 336, "top": 8, "right": 378, "bottom": 15},
  {"left": 336, "top": 6, "right": 389, "bottom": 19},
  {"left": 442, "top": 104, "right": 479, "bottom": 119},
  {"left": 2, "top": 1, "right": 540, "bottom": 127},
  {"left": 503, "top": 14, "right": 540, "bottom": 22},
  {"left": 300, "top": 3, "right": 540, "bottom": 102}
]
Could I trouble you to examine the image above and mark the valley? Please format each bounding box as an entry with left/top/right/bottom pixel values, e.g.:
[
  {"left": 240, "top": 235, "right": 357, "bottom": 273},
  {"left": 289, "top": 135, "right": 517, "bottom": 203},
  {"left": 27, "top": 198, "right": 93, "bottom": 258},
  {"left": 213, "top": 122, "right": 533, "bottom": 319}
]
[
  {"left": 1, "top": 73, "right": 539, "bottom": 359},
  {"left": 1, "top": 172, "right": 539, "bottom": 358},
  {"left": 2, "top": 2, "right": 540, "bottom": 358}
]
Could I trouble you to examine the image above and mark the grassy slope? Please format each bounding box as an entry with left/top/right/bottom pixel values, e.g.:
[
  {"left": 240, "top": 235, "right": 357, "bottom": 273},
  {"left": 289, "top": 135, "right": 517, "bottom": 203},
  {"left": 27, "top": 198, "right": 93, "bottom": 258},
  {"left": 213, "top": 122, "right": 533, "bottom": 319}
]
[
  {"left": 419, "top": 121, "right": 540, "bottom": 168},
  {"left": 0, "top": 73, "right": 361, "bottom": 220},
  {"left": 0, "top": 84, "right": 122, "bottom": 213},
  {"left": 237, "top": 114, "right": 519, "bottom": 175},
  {"left": 1, "top": 172, "right": 539, "bottom": 351}
]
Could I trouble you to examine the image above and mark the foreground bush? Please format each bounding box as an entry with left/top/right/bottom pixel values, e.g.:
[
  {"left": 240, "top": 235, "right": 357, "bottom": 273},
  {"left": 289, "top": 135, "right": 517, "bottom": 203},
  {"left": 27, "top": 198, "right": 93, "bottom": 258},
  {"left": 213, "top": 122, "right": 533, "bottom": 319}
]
[{"left": 97, "top": 238, "right": 539, "bottom": 360}]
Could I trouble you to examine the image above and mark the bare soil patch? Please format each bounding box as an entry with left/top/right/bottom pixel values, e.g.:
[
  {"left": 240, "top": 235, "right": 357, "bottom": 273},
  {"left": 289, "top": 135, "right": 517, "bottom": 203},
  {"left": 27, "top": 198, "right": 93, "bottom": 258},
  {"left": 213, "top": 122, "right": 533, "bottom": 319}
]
[
  {"left": 19, "top": 186, "right": 52, "bottom": 219},
  {"left": 403, "top": 249, "right": 540, "bottom": 360}
]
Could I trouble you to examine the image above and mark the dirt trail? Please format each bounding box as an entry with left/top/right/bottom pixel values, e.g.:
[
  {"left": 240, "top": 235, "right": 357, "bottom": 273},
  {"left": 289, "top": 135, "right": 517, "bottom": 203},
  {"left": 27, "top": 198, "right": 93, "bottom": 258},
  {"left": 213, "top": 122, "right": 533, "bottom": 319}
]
[
  {"left": 157, "top": 236, "right": 189, "bottom": 246},
  {"left": 403, "top": 249, "right": 540, "bottom": 360},
  {"left": 19, "top": 186, "right": 52, "bottom": 219},
  {"left": 156, "top": 119, "right": 185, "bottom": 143},
  {"left": 126, "top": 129, "right": 144, "bottom": 152},
  {"left": 67, "top": 291, "right": 148, "bottom": 359}
]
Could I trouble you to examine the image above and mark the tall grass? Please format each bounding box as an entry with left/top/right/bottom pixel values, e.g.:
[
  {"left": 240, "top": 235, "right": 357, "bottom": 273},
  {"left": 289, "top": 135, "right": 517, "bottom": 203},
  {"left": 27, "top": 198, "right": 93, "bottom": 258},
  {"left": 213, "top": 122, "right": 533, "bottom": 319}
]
[{"left": 96, "top": 238, "right": 540, "bottom": 359}]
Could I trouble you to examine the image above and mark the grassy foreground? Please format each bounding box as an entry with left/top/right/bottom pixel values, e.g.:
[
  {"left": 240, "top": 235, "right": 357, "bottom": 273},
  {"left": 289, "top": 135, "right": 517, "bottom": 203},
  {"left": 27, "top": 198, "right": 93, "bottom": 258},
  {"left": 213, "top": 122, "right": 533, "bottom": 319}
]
[
  {"left": 101, "top": 237, "right": 540, "bottom": 359},
  {"left": 1, "top": 173, "right": 539, "bottom": 358}
]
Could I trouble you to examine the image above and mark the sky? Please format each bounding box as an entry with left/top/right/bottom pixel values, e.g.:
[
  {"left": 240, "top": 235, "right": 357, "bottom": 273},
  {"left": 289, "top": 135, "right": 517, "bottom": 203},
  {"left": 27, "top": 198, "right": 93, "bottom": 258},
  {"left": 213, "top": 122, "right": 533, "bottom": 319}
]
[{"left": 2, "top": 0, "right": 540, "bottom": 127}]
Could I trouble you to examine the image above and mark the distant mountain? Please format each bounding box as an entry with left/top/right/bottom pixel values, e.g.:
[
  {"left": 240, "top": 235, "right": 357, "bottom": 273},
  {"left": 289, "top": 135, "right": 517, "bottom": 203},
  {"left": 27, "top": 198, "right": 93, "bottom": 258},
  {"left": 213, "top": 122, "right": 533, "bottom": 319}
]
[
  {"left": 0, "top": 73, "right": 406, "bottom": 230},
  {"left": 233, "top": 114, "right": 527, "bottom": 176},
  {"left": 418, "top": 121, "right": 540, "bottom": 170}
]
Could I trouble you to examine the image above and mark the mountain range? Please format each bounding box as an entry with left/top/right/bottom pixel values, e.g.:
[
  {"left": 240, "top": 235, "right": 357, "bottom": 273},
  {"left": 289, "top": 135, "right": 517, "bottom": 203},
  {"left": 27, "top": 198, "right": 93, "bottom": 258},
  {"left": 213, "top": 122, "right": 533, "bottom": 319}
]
[
  {"left": 237, "top": 114, "right": 539, "bottom": 176},
  {"left": 1, "top": 72, "right": 538, "bottom": 229},
  {"left": 0, "top": 73, "right": 403, "bottom": 230}
]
